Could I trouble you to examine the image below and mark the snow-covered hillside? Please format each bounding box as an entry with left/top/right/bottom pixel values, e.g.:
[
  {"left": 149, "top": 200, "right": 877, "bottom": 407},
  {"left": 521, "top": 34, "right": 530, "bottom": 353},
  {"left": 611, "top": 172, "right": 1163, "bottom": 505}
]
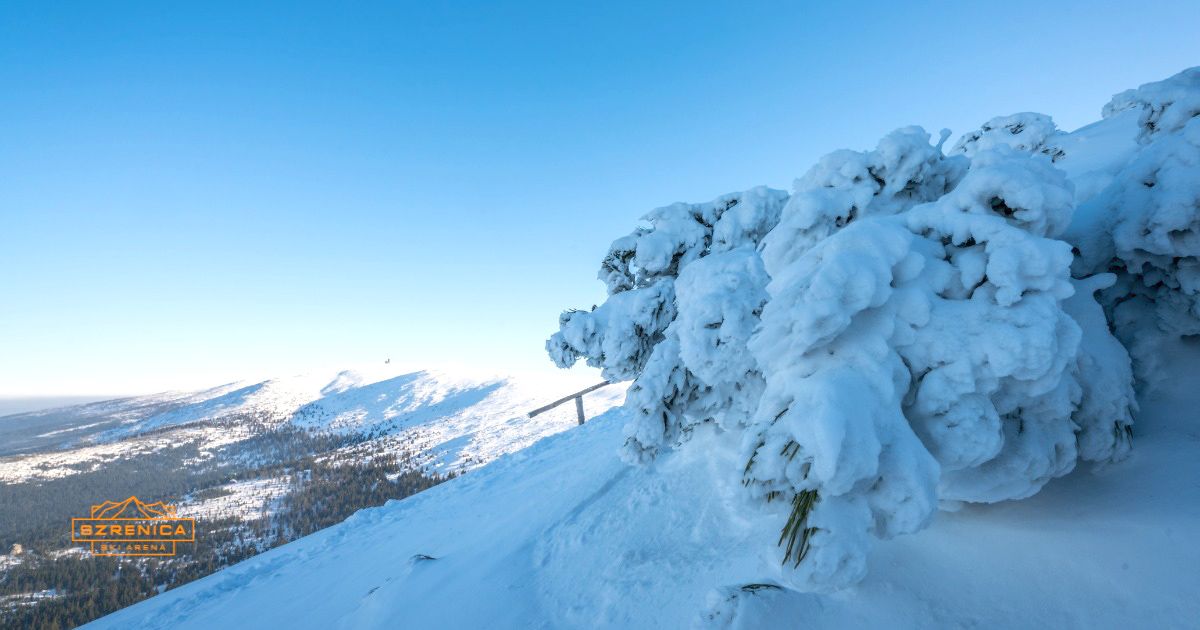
[
  {"left": 86, "top": 68, "right": 1200, "bottom": 628},
  {"left": 0, "top": 366, "right": 626, "bottom": 483},
  {"left": 82, "top": 338, "right": 1200, "bottom": 629}
]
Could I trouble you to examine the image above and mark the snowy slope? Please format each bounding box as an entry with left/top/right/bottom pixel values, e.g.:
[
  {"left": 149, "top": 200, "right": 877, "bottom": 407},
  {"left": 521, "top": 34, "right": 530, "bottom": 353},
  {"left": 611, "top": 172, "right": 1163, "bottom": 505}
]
[
  {"left": 288, "top": 367, "right": 629, "bottom": 471},
  {"left": 83, "top": 337, "right": 1200, "bottom": 629},
  {"left": 0, "top": 367, "right": 626, "bottom": 483}
]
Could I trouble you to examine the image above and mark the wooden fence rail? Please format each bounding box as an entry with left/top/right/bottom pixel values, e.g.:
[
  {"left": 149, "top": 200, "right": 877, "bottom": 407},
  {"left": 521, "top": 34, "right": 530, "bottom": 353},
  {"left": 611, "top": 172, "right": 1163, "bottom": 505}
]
[{"left": 527, "top": 381, "right": 613, "bottom": 425}]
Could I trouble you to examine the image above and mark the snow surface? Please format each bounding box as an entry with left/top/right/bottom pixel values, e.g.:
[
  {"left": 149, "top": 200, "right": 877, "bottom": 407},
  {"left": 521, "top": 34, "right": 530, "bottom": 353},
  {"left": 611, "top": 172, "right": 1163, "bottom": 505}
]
[{"left": 84, "top": 338, "right": 1200, "bottom": 629}]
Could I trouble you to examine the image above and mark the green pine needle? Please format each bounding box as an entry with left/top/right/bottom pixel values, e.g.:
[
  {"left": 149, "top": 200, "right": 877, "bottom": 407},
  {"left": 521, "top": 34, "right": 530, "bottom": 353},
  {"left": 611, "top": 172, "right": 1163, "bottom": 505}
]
[{"left": 778, "top": 489, "right": 819, "bottom": 568}]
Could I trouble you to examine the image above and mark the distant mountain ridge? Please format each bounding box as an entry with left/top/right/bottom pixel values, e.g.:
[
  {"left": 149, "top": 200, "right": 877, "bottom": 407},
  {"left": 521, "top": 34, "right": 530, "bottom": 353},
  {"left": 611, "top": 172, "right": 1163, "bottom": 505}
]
[{"left": 0, "top": 366, "right": 627, "bottom": 481}]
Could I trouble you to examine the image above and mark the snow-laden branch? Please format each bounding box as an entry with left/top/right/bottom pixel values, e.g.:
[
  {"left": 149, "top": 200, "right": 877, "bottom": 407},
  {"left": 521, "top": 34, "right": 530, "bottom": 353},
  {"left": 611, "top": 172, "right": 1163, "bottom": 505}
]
[{"left": 546, "top": 67, "right": 1200, "bottom": 591}]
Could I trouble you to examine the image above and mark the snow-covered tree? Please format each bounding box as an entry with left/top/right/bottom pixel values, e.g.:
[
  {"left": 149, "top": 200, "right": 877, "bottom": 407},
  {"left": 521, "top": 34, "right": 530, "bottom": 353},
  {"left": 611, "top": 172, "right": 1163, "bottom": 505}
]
[
  {"left": 951, "top": 112, "right": 1065, "bottom": 161},
  {"left": 545, "top": 69, "right": 1200, "bottom": 590},
  {"left": 1071, "top": 68, "right": 1200, "bottom": 383},
  {"left": 1104, "top": 67, "right": 1200, "bottom": 143},
  {"left": 741, "top": 146, "right": 1091, "bottom": 586},
  {"left": 548, "top": 186, "right": 789, "bottom": 385}
]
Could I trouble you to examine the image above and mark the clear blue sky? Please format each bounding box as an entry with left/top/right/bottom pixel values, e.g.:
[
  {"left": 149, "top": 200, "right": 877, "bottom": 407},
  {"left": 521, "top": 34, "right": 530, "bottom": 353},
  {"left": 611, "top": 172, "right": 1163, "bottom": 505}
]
[{"left": 2, "top": 1, "right": 1198, "bottom": 396}]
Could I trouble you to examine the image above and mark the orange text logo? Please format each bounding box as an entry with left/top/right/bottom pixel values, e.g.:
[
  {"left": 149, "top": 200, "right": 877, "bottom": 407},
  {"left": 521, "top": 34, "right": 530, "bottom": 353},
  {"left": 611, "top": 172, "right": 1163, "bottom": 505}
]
[{"left": 71, "top": 496, "right": 195, "bottom": 557}]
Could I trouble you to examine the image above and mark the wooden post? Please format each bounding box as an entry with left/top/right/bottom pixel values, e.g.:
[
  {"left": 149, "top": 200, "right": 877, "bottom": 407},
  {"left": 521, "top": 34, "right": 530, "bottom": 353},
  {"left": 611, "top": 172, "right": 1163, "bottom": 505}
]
[{"left": 527, "top": 381, "right": 614, "bottom": 424}]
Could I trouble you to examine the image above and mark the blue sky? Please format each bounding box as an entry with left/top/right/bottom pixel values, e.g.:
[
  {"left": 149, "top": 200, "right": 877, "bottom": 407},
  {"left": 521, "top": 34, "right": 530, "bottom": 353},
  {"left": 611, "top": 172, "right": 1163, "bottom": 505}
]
[{"left": 2, "top": 1, "right": 1198, "bottom": 396}]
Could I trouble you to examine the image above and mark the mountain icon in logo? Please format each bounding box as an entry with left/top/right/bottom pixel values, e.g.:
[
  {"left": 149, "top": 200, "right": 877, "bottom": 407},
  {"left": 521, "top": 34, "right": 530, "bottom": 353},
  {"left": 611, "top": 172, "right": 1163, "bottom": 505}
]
[{"left": 90, "top": 496, "right": 178, "bottom": 519}]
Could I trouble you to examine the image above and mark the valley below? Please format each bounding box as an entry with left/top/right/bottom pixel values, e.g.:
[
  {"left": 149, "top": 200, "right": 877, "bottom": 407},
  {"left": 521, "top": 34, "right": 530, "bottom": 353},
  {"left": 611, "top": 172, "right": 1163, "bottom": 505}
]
[{"left": 0, "top": 367, "right": 623, "bottom": 628}]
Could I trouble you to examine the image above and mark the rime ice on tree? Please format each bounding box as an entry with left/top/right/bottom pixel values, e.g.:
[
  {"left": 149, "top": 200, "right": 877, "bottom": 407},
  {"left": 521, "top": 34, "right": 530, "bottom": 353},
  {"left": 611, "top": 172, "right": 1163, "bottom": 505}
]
[{"left": 547, "top": 67, "right": 1200, "bottom": 591}]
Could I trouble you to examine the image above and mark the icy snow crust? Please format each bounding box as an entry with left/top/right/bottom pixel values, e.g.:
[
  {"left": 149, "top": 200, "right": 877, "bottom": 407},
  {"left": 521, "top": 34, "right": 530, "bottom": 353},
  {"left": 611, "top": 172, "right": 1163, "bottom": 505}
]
[{"left": 87, "top": 67, "right": 1200, "bottom": 627}]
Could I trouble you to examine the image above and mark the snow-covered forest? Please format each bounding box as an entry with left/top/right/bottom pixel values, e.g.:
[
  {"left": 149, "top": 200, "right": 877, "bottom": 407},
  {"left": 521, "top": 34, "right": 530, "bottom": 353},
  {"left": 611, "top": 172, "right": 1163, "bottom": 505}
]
[{"left": 548, "top": 67, "right": 1200, "bottom": 591}]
